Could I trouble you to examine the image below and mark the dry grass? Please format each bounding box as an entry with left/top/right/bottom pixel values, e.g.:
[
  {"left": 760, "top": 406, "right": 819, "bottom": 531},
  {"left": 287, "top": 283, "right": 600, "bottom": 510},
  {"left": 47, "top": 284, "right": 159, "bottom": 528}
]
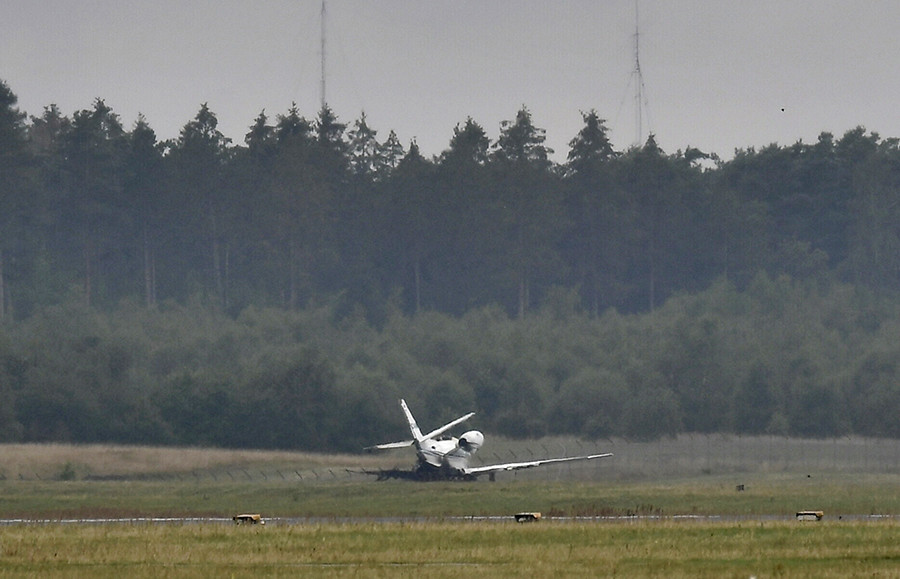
[
  {"left": 0, "top": 443, "right": 393, "bottom": 480},
  {"left": 1, "top": 434, "right": 898, "bottom": 482}
]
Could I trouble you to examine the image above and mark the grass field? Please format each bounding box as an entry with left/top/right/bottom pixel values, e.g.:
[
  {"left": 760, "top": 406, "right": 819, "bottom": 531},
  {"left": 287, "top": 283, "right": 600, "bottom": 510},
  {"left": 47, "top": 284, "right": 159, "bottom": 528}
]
[
  {"left": 2, "top": 435, "right": 898, "bottom": 483},
  {"left": 0, "top": 441, "right": 896, "bottom": 519},
  {"left": 1, "top": 519, "right": 897, "bottom": 577},
  {"left": 1, "top": 474, "right": 899, "bottom": 520},
  {"left": 0, "top": 443, "right": 897, "bottom": 576}
]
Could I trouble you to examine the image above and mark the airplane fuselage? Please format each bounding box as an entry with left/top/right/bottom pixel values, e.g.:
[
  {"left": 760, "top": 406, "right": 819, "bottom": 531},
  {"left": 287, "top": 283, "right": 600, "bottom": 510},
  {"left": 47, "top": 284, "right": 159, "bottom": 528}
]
[{"left": 415, "top": 430, "right": 484, "bottom": 473}]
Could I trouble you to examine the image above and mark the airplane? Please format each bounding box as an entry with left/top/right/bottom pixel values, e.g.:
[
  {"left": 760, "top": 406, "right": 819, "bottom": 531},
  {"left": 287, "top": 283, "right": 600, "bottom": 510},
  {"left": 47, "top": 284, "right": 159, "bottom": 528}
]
[{"left": 364, "top": 399, "right": 612, "bottom": 481}]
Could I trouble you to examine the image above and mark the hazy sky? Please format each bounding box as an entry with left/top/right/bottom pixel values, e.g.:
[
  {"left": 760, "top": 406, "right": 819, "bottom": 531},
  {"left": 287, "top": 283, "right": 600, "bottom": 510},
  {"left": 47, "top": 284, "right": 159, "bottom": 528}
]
[{"left": 3, "top": 1, "right": 899, "bottom": 161}]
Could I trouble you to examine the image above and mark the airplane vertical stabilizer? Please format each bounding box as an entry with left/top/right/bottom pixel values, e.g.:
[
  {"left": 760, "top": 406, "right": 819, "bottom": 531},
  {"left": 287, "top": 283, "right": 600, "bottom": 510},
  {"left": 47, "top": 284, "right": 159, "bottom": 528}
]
[{"left": 400, "top": 399, "right": 424, "bottom": 442}]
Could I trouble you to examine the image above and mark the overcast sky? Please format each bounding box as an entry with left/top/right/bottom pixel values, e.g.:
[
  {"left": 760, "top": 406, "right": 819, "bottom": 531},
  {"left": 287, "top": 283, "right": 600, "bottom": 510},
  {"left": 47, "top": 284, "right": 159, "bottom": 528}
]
[{"left": 3, "top": 1, "right": 899, "bottom": 161}]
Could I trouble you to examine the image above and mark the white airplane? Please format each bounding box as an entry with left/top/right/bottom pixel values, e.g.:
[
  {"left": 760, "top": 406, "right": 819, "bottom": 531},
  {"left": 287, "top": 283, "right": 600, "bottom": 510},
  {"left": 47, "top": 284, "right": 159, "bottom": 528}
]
[{"left": 365, "top": 399, "right": 612, "bottom": 481}]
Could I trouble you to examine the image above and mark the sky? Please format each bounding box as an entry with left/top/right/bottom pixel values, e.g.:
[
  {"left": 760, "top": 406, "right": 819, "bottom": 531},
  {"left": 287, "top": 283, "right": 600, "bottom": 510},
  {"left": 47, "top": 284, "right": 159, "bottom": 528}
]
[{"left": 3, "top": 1, "right": 900, "bottom": 162}]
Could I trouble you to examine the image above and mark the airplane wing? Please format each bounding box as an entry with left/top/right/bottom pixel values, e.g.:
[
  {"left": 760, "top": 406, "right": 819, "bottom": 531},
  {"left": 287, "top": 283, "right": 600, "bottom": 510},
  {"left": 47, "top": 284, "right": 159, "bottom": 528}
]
[{"left": 463, "top": 453, "right": 613, "bottom": 476}]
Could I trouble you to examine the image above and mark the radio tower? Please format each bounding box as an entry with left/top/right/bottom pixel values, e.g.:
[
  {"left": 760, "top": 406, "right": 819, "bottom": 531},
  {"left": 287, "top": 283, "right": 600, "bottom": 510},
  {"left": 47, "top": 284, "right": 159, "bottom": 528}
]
[
  {"left": 631, "top": 0, "right": 651, "bottom": 146},
  {"left": 319, "top": 0, "right": 327, "bottom": 108}
]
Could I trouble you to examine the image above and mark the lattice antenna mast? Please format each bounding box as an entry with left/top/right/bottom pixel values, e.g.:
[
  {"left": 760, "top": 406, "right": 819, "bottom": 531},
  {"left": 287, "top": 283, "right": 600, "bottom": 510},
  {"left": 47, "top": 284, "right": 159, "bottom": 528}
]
[
  {"left": 319, "top": 0, "right": 327, "bottom": 109},
  {"left": 631, "top": 0, "right": 651, "bottom": 146}
]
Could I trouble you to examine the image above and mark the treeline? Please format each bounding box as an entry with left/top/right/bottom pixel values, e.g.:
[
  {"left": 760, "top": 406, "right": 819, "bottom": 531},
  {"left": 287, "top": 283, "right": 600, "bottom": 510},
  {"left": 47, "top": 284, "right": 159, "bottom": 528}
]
[
  {"left": 0, "top": 277, "right": 898, "bottom": 450},
  {"left": 2, "top": 78, "right": 900, "bottom": 447},
  {"left": 2, "top": 80, "right": 900, "bottom": 320}
]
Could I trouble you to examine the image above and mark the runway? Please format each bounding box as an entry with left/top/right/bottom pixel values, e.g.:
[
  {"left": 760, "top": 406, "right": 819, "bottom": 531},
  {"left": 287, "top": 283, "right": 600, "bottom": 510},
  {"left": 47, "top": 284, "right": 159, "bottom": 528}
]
[{"left": 1, "top": 514, "right": 895, "bottom": 526}]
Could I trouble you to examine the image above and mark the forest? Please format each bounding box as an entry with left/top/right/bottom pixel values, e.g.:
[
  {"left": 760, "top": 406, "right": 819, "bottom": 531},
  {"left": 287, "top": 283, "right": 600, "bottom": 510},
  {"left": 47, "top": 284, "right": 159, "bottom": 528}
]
[{"left": 1, "top": 78, "right": 899, "bottom": 449}]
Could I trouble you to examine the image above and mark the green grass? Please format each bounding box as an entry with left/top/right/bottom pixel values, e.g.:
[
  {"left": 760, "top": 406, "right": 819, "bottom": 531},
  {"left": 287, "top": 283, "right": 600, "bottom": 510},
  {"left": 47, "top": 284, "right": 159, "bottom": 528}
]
[
  {"left": 0, "top": 520, "right": 897, "bottom": 578},
  {"left": 3, "top": 436, "right": 899, "bottom": 483},
  {"left": 1, "top": 473, "right": 897, "bottom": 519},
  {"left": 1, "top": 443, "right": 897, "bottom": 577},
  {"left": 0, "top": 443, "right": 896, "bottom": 519}
]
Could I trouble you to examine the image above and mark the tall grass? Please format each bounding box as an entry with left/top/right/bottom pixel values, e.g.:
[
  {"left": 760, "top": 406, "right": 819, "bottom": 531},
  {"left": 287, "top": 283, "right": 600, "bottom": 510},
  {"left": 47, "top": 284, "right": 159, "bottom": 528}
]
[
  {"left": 0, "top": 443, "right": 390, "bottom": 481},
  {"left": 0, "top": 520, "right": 897, "bottom": 578}
]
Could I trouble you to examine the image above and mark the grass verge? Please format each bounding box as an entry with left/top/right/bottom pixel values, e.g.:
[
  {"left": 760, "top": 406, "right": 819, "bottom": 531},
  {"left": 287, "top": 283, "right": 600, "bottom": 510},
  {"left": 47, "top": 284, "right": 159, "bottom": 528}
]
[
  {"left": 1, "top": 474, "right": 897, "bottom": 519},
  {"left": 0, "top": 520, "right": 897, "bottom": 578}
]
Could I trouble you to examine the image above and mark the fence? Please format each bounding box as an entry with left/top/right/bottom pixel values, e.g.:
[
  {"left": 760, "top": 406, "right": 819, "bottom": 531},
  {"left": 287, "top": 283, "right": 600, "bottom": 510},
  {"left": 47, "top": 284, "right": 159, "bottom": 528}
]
[
  {"left": 484, "top": 434, "right": 900, "bottom": 481},
  {"left": 3, "top": 435, "right": 898, "bottom": 482}
]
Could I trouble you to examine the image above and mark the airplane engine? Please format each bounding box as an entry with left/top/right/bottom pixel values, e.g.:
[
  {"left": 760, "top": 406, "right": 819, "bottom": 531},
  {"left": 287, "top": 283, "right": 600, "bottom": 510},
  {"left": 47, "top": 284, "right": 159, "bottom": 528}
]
[{"left": 458, "top": 430, "right": 484, "bottom": 453}]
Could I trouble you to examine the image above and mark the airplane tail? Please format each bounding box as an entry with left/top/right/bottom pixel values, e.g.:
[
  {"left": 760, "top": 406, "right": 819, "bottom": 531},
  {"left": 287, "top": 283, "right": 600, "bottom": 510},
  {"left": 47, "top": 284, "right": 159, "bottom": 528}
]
[
  {"left": 366, "top": 399, "right": 474, "bottom": 451},
  {"left": 400, "top": 399, "right": 425, "bottom": 442}
]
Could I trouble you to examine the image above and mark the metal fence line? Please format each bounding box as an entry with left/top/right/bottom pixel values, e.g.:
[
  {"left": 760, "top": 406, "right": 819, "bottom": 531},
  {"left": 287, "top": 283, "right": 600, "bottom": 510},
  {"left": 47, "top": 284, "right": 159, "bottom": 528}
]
[{"left": 5, "top": 435, "right": 898, "bottom": 482}]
